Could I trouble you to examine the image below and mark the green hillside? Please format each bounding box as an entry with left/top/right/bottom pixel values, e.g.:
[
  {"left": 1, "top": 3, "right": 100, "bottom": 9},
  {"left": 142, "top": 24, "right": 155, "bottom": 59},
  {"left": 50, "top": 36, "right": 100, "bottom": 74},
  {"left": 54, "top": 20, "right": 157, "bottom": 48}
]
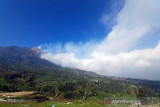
[{"left": 0, "top": 46, "right": 160, "bottom": 106}]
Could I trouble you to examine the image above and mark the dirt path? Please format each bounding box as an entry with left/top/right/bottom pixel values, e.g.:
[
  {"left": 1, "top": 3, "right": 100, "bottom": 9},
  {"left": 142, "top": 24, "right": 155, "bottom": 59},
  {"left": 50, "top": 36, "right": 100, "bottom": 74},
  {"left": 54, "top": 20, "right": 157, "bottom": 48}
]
[{"left": 0, "top": 91, "right": 36, "bottom": 96}]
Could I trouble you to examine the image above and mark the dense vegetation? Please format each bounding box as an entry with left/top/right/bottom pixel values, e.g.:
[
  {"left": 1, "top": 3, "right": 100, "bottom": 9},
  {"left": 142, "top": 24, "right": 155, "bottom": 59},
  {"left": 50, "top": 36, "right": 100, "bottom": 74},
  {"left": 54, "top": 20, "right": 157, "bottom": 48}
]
[
  {"left": 0, "top": 46, "right": 160, "bottom": 101},
  {"left": 0, "top": 71, "right": 160, "bottom": 99}
]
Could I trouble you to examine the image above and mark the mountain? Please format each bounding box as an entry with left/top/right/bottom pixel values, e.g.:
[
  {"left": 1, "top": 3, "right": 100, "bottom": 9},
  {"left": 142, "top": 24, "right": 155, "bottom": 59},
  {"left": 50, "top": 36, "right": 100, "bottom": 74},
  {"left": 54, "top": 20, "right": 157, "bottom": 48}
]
[
  {"left": 0, "top": 46, "right": 97, "bottom": 76},
  {"left": 0, "top": 46, "right": 57, "bottom": 72},
  {"left": 0, "top": 46, "right": 159, "bottom": 101}
]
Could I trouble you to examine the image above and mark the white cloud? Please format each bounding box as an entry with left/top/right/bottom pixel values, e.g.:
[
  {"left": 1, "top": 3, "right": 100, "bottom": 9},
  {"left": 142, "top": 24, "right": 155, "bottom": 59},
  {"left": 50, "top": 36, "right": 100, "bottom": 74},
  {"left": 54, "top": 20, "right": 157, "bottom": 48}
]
[
  {"left": 41, "top": 42, "right": 160, "bottom": 80},
  {"left": 41, "top": 0, "right": 160, "bottom": 80},
  {"left": 96, "top": 0, "right": 160, "bottom": 55}
]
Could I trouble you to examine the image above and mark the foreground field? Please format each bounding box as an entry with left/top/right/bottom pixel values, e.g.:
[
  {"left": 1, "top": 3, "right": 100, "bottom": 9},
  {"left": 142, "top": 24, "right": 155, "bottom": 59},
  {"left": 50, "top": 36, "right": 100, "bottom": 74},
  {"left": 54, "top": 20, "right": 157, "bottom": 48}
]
[
  {"left": 0, "top": 100, "right": 104, "bottom": 107},
  {"left": 0, "top": 92, "right": 103, "bottom": 107},
  {"left": 1, "top": 101, "right": 160, "bottom": 107}
]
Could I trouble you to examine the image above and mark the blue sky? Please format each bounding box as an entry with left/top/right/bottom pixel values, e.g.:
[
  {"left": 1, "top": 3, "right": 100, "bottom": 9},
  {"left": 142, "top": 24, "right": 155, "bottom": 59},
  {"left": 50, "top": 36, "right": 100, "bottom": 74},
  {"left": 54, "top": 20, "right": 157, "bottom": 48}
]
[
  {"left": 0, "top": 0, "right": 119, "bottom": 47},
  {"left": 1, "top": 0, "right": 160, "bottom": 80}
]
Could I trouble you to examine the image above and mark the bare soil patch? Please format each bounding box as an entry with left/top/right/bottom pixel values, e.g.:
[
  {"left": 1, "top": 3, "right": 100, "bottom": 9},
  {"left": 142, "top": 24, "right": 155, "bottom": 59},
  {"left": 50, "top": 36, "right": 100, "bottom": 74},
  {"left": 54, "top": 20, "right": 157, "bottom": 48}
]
[{"left": 0, "top": 91, "right": 36, "bottom": 96}]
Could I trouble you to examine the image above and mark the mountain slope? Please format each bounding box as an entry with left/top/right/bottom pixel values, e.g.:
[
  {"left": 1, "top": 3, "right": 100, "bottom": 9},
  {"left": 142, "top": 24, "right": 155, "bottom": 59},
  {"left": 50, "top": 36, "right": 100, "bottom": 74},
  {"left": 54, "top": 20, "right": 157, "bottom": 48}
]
[
  {"left": 0, "top": 46, "right": 97, "bottom": 77},
  {"left": 0, "top": 46, "right": 159, "bottom": 100}
]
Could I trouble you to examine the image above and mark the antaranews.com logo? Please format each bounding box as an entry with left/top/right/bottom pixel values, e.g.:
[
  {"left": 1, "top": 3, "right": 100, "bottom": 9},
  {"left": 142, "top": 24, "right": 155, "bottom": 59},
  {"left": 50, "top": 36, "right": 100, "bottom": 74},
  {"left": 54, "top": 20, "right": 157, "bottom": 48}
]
[
  {"left": 105, "top": 98, "right": 141, "bottom": 106},
  {"left": 104, "top": 97, "right": 160, "bottom": 107}
]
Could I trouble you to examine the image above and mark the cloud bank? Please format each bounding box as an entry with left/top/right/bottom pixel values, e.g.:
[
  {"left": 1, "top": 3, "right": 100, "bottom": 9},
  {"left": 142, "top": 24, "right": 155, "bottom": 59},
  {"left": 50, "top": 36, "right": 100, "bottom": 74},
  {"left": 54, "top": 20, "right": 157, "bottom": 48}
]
[{"left": 41, "top": 0, "right": 160, "bottom": 80}]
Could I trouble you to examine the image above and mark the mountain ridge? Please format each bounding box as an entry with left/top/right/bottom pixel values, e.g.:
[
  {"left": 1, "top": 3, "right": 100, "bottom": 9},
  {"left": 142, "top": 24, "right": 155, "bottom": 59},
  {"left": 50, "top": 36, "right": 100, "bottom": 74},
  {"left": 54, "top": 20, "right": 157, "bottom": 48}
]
[{"left": 0, "top": 46, "right": 98, "bottom": 77}]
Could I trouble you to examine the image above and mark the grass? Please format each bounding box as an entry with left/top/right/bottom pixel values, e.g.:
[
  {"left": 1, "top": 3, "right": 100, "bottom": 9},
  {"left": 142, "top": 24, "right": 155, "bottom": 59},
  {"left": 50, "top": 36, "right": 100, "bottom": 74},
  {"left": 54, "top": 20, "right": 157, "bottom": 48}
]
[
  {"left": 1, "top": 100, "right": 159, "bottom": 107},
  {"left": 0, "top": 100, "right": 104, "bottom": 107},
  {"left": 87, "top": 91, "right": 113, "bottom": 101}
]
